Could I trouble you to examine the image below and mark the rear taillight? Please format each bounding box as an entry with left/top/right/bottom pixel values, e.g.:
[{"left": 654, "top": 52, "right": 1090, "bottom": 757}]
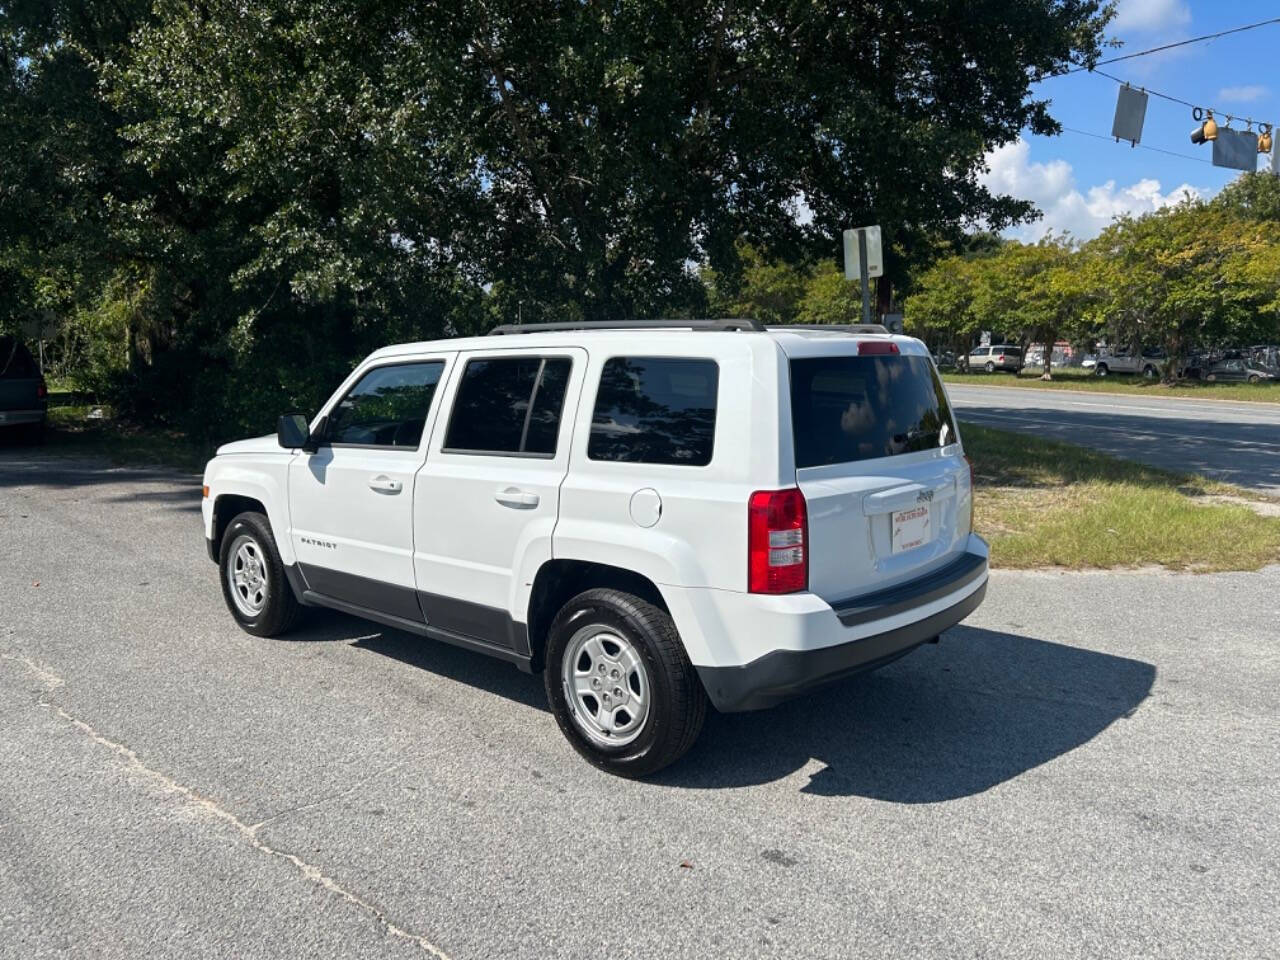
[
  {"left": 858, "top": 341, "right": 900, "bottom": 355},
  {"left": 748, "top": 488, "right": 808, "bottom": 594},
  {"left": 995, "top": 354, "right": 1004, "bottom": 363},
  {"left": 36, "top": 378, "right": 47, "bottom": 400}
]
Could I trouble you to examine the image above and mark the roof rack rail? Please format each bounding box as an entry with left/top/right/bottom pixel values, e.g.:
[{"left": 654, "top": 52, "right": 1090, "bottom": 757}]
[
  {"left": 488, "top": 318, "right": 764, "bottom": 336},
  {"left": 767, "top": 323, "right": 891, "bottom": 335}
]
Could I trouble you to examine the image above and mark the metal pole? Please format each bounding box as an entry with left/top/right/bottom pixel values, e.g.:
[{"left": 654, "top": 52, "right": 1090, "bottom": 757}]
[{"left": 858, "top": 228, "right": 872, "bottom": 326}]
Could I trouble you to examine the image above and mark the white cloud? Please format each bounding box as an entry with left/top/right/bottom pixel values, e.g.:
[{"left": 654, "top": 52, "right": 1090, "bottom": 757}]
[
  {"left": 1111, "top": 0, "right": 1191, "bottom": 33},
  {"left": 980, "top": 139, "right": 1206, "bottom": 242},
  {"left": 1218, "top": 85, "right": 1268, "bottom": 103}
]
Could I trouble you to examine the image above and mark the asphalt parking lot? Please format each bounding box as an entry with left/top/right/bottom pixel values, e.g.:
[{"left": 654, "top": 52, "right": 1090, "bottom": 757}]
[
  {"left": 2, "top": 453, "right": 1278, "bottom": 959},
  {"left": 948, "top": 384, "right": 1280, "bottom": 495}
]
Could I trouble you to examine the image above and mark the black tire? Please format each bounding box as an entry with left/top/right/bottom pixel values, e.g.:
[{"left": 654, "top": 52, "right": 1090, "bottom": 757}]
[
  {"left": 1248, "top": 374, "right": 1260, "bottom": 384},
  {"left": 544, "top": 588, "right": 707, "bottom": 778},
  {"left": 1142, "top": 365, "right": 1156, "bottom": 379},
  {"left": 983, "top": 361, "right": 995, "bottom": 373},
  {"left": 218, "top": 511, "right": 302, "bottom": 637},
  {"left": 1206, "top": 373, "right": 1217, "bottom": 383},
  {"left": 1095, "top": 363, "right": 1109, "bottom": 378}
]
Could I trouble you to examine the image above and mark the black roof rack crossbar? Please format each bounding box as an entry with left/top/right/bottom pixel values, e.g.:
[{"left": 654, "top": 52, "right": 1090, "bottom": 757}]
[
  {"left": 488, "top": 318, "right": 764, "bottom": 335},
  {"left": 766, "top": 323, "right": 891, "bottom": 335}
]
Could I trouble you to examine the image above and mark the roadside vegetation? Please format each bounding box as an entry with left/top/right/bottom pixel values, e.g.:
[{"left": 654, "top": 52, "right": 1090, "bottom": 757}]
[
  {"left": 943, "top": 368, "right": 1280, "bottom": 403},
  {"left": 905, "top": 174, "right": 1280, "bottom": 386},
  {"left": 966, "top": 424, "right": 1280, "bottom": 572}
]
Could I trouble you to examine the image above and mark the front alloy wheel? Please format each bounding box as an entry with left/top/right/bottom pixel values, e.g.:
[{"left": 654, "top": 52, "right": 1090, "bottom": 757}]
[
  {"left": 217, "top": 510, "right": 302, "bottom": 637},
  {"left": 226, "top": 533, "right": 270, "bottom": 618}
]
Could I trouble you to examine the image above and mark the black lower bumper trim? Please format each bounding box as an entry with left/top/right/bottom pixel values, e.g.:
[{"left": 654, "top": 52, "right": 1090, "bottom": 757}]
[{"left": 697, "top": 576, "right": 987, "bottom": 713}]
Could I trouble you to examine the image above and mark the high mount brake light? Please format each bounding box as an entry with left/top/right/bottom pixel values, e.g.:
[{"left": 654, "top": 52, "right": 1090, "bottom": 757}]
[
  {"left": 748, "top": 489, "right": 808, "bottom": 594},
  {"left": 857, "top": 341, "right": 900, "bottom": 355}
]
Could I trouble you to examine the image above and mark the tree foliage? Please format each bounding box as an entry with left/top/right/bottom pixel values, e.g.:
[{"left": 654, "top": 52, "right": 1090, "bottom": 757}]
[
  {"left": 905, "top": 184, "right": 1280, "bottom": 382},
  {"left": 1, "top": 0, "right": 1109, "bottom": 437}
]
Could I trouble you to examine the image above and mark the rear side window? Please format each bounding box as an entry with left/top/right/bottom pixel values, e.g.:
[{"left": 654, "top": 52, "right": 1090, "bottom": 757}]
[
  {"left": 588, "top": 357, "right": 718, "bottom": 466},
  {"left": 444, "top": 356, "right": 572, "bottom": 456},
  {"left": 1000, "top": 347, "right": 1021, "bottom": 357},
  {"left": 327, "top": 361, "right": 444, "bottom": 448},
  {"left": 790, "top": 355, "right": 958, "bottom": 468},
  {"left": 0, "top": 339, "right": 37, "bottom": 379}
]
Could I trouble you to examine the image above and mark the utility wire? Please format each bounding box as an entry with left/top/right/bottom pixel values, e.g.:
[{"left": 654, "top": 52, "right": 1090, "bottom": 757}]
[
  {"left": 1060, "top": 17, "right": 1280, "bottom": 74},
  {"left": 1091, "top": 68, "right": 1273, "bottom": 132},
  {"left": 1058, "top": 125, "right": 1218, "bottom": 167}
]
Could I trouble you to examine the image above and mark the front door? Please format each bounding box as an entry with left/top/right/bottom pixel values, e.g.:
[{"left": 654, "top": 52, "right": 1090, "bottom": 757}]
[
  {"left": 289, "top": 356, "right": 451, "bottom": 622},
  {"left": 413, "top": 348, "right": 586, "bottom": 650}
]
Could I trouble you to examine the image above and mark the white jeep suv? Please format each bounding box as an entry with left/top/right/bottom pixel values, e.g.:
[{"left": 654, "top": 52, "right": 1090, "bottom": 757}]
[{"left": 202, "top": 320, "right": 988, "bottom": 776}]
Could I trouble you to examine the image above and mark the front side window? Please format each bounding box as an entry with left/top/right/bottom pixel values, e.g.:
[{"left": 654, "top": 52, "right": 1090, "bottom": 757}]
[
  {"left": 444, "top": 356, "right": 572, "bottom": 455},
  {"left": 588, "top": 357, "right": 719, "bottom": 466},
  {"left": 326, "top": 361, "right": 444, "bottom": 448}
]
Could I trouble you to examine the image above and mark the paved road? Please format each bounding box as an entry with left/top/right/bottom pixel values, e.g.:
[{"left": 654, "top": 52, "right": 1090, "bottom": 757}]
[
  {"left": 948, "top": 384, "right": 1280, "bottom": 495},
  {"left": 2, "top": 453, "right": 1278, "bottom": 959}
]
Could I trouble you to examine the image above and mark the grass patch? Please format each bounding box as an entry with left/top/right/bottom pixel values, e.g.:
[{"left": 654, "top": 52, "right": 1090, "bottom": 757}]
[
  {"left": 943, "top": 368, "right": 1280, "bottom": 403},
  {"left": 965, "top": 423, "right": 1280, "bottom": 572},
  {"left": 37, "top": 406, "right": 214, "bottom": 472}
]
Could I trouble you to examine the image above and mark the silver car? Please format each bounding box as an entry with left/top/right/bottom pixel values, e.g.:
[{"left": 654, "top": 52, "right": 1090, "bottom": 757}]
[{"left": 968, "top": 344, "right": 1023, "bottom": 373}]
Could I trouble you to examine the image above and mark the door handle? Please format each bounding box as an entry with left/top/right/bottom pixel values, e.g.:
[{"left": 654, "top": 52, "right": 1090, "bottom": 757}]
[
  {"left": 494, "top": 487, "right": 540, "bottom": 509},
  {"left": 368, "top": 475, "right": 403, "bottom": 494}
]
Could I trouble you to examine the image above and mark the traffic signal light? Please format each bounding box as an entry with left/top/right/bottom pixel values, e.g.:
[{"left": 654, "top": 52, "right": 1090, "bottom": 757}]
[{"left": 1190, "top": 110, "right": 1218, "bottom": 145}]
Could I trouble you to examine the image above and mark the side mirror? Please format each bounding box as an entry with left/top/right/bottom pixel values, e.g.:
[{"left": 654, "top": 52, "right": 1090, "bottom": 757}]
[{"left": 277, "top": 413, "right": 311, "bottom": 450}]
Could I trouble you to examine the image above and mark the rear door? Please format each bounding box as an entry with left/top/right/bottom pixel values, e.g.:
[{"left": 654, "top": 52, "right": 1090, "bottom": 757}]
[
  {"left": 786, "top": 345, "right": 971, "bottom": 602},
  {"left": 412, "top": 348, "right": 586, "bottom": 650}
]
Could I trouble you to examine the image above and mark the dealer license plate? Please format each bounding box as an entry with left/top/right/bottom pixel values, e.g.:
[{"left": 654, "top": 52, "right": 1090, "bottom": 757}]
[{"left": 891, "top": 504, "right": 932, "bottom": 554}]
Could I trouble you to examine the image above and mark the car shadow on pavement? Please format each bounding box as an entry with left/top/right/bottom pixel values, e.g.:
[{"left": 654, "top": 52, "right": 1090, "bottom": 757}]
[
  {"left": 657, "top": 625, "right": 1155, "bottom": 801},
  {"left": 316, "top": 611, "right": 1154, "bottom": 802}
]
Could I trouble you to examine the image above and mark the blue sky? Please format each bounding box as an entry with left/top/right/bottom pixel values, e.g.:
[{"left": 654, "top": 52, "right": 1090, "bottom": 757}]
[{"left": 981, "top": 0, "right": 1279, "bottom": 241}]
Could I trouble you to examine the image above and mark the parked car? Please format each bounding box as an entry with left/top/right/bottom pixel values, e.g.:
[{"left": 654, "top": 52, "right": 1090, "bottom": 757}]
[
  {"left": 0, "top": 335, "right": 47, "bottom": 444},
  {"left": 1079, "top": 354, "right": 1097, "bottom": 370},
  {"left": 201, "top": 320, "right": 987, "bottom": 776},
  {"left": 968, "top": 344, "right": 1023, "bottom": 373},
  {"left": 1203, "top": 358, "right": 1277, "bottom": 383},
  {"left": 1093, "top": 349, "right": 1164, "bottom": 379}
]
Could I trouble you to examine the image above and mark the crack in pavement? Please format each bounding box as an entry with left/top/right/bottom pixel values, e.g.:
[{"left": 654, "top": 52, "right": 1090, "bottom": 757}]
[{"left": 2, "top": 652, "right": 453, "bottom": 960}]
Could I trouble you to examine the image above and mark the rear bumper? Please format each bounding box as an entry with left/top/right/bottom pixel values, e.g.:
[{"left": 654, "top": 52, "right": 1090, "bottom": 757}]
[
  {"left": 0, "top": 409, "right": 46, "bottom": 426},
  {"left": 694, "top": 548, "right": 988, "bottom": 712}
]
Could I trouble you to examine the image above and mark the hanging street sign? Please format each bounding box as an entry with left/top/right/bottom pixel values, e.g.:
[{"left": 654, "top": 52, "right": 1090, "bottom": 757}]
[
  {"left": 1111, "top": 86, "right": 1148, "bottom": 146},
  {"left": 1212, "top": 127, "right": 1259, "bottom": 172}
]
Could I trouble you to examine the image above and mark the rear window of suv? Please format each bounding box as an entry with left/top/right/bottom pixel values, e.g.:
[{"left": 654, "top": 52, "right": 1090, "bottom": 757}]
[
  {"left": 790, "top": 354, "right": 958, "bottom": 468},
  {"left": 0, "top": 338, "right": 37, "bottom": 379}
]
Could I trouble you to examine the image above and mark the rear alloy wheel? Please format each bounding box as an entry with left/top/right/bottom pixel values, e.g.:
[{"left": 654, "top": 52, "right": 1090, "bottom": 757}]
[
  {"left": 1206, "top": 374, "right": 1217, "bottom": 382},
  {"left": 545, "top": 588, "right": 706, "bottom": 777},
  {"left": 1143, "top": 365, "right": 1157, "bottom": 379},
  {"left": 1095, "top": 364, "right": 1109, "bottom": 378},
  {"left": 1248, "top": 374, "right": 1261, "bottom": 384},
  {"left": 218, "top": 511, "right": 302, "bottom": 637},
  {"left": 984, "top": 361, "right": 995, "bottom": 373}
]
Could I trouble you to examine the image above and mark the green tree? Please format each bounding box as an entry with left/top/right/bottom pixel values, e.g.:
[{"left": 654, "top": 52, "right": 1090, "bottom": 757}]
[
  {"left": 1092, "top": 201, "right": 1280, "bottom": 381},
  {"left": 1, "top": 0, "right": 1111, "bottom": 438}
]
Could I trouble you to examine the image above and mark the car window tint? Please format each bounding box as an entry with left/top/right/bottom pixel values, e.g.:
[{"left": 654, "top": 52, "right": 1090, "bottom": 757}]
[
  {"left": 790, "top": 355, "right": 958, "bottom": 467},
  {"left": 445, "top": 355, "right": 573, "bottom": 455},
  {"left": 588, "top": 357, "right": 718, "bottom": 466},
  {"left": 523, "top": 359, "right": 572, "bottom": 455},
  {"left": 0, "top": 338, "right": 37, "bottom": 379},
  {"left": 327, "top": 361, "right": 444, "bottom": 448}
]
